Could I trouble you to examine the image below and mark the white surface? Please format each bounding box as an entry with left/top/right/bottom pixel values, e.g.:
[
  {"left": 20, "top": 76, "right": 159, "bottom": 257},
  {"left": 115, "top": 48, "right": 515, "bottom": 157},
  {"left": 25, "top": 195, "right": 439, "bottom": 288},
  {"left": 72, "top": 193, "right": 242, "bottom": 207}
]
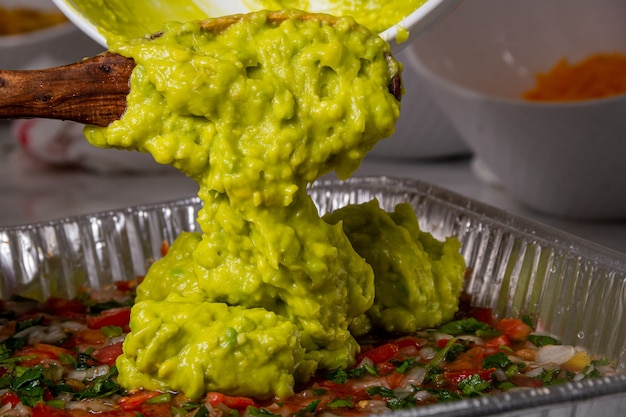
[
  {"left": 408, "top": 0, "right": 626, "bottom": 219},
  {"left": 0, "top": 122, "right": 624, "bottom": 255}
]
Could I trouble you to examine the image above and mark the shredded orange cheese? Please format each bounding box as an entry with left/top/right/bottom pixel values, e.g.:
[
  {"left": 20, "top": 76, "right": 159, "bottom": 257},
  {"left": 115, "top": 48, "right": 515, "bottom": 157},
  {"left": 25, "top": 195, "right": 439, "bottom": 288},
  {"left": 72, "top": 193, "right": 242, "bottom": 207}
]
[{"left": 523, "top": 52, "right": 626, "bottom": 101}]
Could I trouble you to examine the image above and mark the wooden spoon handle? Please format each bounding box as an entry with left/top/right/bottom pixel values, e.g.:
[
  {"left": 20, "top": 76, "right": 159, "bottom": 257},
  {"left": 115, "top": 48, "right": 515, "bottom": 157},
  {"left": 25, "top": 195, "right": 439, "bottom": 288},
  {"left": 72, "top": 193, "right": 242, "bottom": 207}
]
[{"left": 0, "top": 53, "right": 135, "bottom": 127}]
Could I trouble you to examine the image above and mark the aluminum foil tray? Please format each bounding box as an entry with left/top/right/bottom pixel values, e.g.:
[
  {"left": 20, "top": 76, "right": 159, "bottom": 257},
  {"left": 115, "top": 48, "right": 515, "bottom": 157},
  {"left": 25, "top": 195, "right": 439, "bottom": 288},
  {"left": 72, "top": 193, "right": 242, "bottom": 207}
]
[{"left": 1, "top": 176, "right": 625, "bottom": 416}]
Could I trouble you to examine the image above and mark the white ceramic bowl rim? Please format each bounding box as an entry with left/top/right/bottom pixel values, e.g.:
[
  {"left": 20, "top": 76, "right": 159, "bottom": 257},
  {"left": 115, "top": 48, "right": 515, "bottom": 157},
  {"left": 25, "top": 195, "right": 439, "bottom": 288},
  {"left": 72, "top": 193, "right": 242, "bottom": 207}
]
[{"left": 52, "top": 0, "right": 462, "bottom": 53}]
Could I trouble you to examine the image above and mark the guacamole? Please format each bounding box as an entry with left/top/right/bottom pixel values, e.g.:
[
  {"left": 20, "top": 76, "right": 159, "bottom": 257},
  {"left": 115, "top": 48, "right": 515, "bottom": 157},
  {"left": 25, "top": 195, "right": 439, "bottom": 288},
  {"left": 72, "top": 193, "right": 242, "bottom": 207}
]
[{"left": 84, "top": 10, "right": 464, "bottom": 400}]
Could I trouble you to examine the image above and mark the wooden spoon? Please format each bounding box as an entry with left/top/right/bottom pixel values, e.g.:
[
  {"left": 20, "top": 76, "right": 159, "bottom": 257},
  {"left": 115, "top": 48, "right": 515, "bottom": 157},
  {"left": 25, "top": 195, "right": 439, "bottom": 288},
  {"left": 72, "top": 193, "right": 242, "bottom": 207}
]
[{"left": 0, "top": 12, "right": 402, "bottom": 127}]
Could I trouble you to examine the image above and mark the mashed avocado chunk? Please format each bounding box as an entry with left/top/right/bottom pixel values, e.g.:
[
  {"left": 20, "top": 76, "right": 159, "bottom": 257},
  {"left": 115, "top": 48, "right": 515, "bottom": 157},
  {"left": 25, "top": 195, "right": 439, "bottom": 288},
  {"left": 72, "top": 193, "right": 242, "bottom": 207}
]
[
  {"left": 324, "top": 200, "right": 465, "bottom": 333},
  {"left": 83, "top": 9, "right": 463, "bottom": 400}
]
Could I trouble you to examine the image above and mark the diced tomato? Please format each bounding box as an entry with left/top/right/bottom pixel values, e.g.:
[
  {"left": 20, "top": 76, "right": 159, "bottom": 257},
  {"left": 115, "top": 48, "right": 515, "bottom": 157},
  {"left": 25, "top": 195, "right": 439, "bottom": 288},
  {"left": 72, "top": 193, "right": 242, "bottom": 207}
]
[
  {"left": 139, "top": 403, "right": 175, "bottom": 417},
  {"left": 93, "top": 342, "right": 124, "bottom": 366},
  {"left": 15, "top": 346, "right": 61, "bottom": 367},
  {"left": 358, "top": 343, "right": 400, "bottom": 364},
  {"left": 1, "top": 391, "right": 20, "bottom": 406},
  {"left": 436, "top": 338, "right": 450, "bottom": 349},
  {"left": 394, "top": 337, "right": 422, "bottom": 350},
  {"left": 73, "top": 328, "right": 107, "bottom": 346},
  {"left": 470, "top": 307, "right": 496, "bottom": 326},
  {"left": 509, "top": 374, "right": 544, "bottom": 388},
  {"left": 445, "top": 346, "right": 485, "bottom": 371},
  {"left": 485, "top": 334, "right": 512, "bottom": 349},
  {"left": 443, "top": 368, "right": 495, "bottom": 387},
  {"left": 31, "top": 403, "right": 71, "bottom": 417},
  {"left": 160, "top": 240, "right": 170, "bottom": 257},
  {"left": 377, "top": 361, "right": 396, "bottom": 376},
  {"left": 495, "top": 318, "right": 532, "bottom": 342},
  {"left": 206, "top": 392, "right": 257, "bottom": 409},
  {"left": 86, "top": 307, "right": 131, "bottom": 330},
  {"left": 119, "top": 391, "right": 162, "bottom": 411},
  {"left": 383, "top": 370, "right": 406, "bottom": 390},
  {"left": 33, "top": 343, "right": 75, "bottom": 358},
  {"left": 114, "top": 280, "right": 138, "bottom": 292},
  {"left": 45, "top": 297, "right": 87, "bottom": 315}
]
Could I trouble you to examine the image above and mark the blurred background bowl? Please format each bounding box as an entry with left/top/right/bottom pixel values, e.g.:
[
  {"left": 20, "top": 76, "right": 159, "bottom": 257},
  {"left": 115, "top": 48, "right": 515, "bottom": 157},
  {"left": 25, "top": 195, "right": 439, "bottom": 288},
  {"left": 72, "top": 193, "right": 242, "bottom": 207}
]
[
  {"left": 0, "top": 0, "right": 102, "bottom": 70},
  {"left": 407, "top": 0, "right": 626, "bottom": 219}
]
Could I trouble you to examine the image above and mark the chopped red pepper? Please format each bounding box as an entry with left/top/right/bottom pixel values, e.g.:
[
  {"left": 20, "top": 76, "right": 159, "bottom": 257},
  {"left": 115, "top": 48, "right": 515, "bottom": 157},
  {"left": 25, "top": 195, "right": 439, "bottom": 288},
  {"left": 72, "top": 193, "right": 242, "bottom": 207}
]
[
  {"left": 206, "top": 391, "right": 257, "bottom": 409},
  {"left": 1, "top": 391, "right": 20, "bottom": 407},
  {"left": 358, "top": 343, "right": 400, "bottom": 364},
  {"left": 86, "top": 307, "right": 131, "bottom": 330},
  {"left": 495, "top": 318, "right": 532, "bottom": 342},
  {"left": 93, "top": 342, "right": 124, "bottom": 366},
  {"left": 119, "top": 391, "right": 162, "bottom": 411}
]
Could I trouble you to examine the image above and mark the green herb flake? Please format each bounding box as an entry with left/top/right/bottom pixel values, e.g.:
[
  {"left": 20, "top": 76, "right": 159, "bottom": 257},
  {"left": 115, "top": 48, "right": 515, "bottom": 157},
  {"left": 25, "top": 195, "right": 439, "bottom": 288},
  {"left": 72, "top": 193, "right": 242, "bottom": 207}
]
[
  {"left": 457, "top": 374, "right": 491, "bottom": 396},
  {"left": 366, "top": 386, "right": 396, "bottom": 398},
  {"left": 482, "top": 352, "right": 512, "bottom": 370},
  {"left": 101, "top": 325, "right": 124, "bottom": 338},
  {"left": 528, "top": 335, "right": 559, "bottom": 347},
  {"left": 437, "top": 318, "right": 494, "bottom": 337},
  {"left": 326, "top": 398, "right": 355, "bottom": 409}
]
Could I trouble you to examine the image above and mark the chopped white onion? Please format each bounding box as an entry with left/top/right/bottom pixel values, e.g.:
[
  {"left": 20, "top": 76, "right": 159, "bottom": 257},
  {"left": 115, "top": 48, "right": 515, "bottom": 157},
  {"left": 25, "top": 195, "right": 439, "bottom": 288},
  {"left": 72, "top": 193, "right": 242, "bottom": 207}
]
[
  {"left": 535, "top": 345, "right": 576, "bottom": 365},
  {"left": 67, "top": 365, "right": 110, "bottom": 381},
  {"left": 403, "top": 366, "right": 426, "bottom": 386},
  {"left": 61, "top": 321, "right": 87, "bottom": 332},
  {"left": 414, "top": 390, "right": 435, "bottom": 402},
  {"left": 524, "top": 367, "right": 545, "bottom": 378},
  {"left": 419, "top": 347, "right": 436, "bottom": 361}
]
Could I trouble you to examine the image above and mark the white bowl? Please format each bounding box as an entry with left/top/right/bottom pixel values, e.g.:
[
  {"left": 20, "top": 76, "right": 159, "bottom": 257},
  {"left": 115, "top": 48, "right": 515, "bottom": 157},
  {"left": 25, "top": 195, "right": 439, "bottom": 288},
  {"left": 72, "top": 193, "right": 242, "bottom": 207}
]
[
  {"left": 408, "top": 0, "right": 626, "bottom": 219},
  {"left": 0, "top": 0, "right": 103, "bottom": 70},
  {"left": 51, "top": 0, "right": 461, "bottom": 54}
]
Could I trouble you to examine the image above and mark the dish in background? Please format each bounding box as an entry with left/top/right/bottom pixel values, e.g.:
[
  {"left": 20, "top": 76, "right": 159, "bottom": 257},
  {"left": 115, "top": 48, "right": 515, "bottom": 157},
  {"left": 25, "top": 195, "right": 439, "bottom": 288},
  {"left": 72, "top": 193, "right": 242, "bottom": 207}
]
[
  {"left": 407, "top": 0, "right": 626, "bottom": 219},
  {"left": 51, "top": 0, "right": 461, "bottom": 54},
  {"left": 0, "top": 0, "right": 103, "bottom": 70},
  {"left": 369, "top": 38, "right": 471, "bottom": 160}
]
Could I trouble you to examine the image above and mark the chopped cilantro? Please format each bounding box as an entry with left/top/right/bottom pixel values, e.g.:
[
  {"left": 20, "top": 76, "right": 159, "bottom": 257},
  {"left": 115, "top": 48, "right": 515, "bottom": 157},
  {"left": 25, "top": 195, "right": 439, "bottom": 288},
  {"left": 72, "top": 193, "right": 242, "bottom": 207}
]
[
  {"left": 366, "top": 386, "right": 395, "bottom": 398},
  {"left": 438, "top": 318, "right": 494, "bottom": 336},
  {"left": 392, "top": 358, "right": 416, "bottom": 374},
  {"left": 444, "top": 339, "right": 472, "bottom": 362},
  {"left": 101, "top": 325, "right": 124, "bottom": 338},
  {"left": 326, "top": 398, "right": 354, "bottom": 409},
  {"left": 296, "top": 399, "right": 320, "bottom": 415},
  {"left": 0, "top": 337, "right": 27, "bottom": 362},
  {"left": 194, "top": 405, "right": 210, "bottom": 417},
  {"left": 11, "top": 365, "right": 46, "bottom": 406},
  {"left": 457, "top": 374, "right": 491, "bottom": 396},
  {"left": 73, "top": 366, "right": 125, "bottom": 399},
  {"left": 482, "top": 352, "right": 512, "bottom": 369},
  {"left": 433, "top": 389, "right": 461, "bottom": 402},
  {"left": 247, "top": 407, "right": 279, "bottom": 416},
  {"left": 387, "top": 396, "right": 417, "bottom": 410},
  {"left": 15, "top": 317, "right": 42, "bottom": 333},
  {"left": 528, "top": 334, "right": 559, "bottom": 347}
]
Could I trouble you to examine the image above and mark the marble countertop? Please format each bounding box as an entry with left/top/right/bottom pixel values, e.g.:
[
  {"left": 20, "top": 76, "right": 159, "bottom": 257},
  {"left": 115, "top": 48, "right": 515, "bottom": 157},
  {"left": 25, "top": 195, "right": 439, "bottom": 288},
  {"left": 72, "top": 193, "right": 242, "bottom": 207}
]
[{"left": 0, "top": 124, "right": 624, "bottom": 256}]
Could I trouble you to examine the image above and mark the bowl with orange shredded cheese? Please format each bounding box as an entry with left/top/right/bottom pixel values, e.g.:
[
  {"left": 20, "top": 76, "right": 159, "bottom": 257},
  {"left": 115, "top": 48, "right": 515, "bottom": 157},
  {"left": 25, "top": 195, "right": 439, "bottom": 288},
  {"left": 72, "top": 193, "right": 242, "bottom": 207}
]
[
  {"left": 0, "top": 0, "right": 102, "bottom": 70},
  {"left": 406, "top": 0, "right": 626, "bottom": 219}
]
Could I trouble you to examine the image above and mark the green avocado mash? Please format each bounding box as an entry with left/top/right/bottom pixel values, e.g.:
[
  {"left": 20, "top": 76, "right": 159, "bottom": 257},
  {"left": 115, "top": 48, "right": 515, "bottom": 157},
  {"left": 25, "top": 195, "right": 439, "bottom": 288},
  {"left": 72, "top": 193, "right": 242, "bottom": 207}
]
[{"left": 84, "top": 9, "right": 464, "bottom": 400}]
